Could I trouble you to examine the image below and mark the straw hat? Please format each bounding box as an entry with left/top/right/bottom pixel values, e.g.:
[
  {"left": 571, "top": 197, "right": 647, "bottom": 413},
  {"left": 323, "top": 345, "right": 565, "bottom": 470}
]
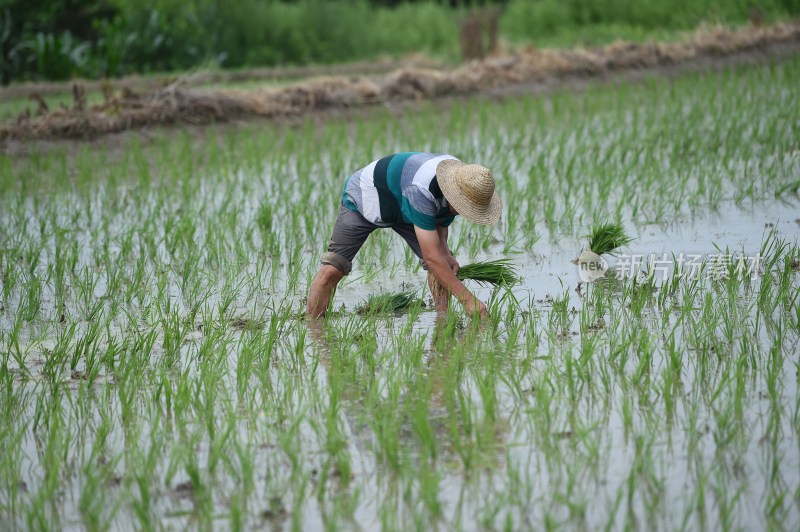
[{"left": 436, "top": 159, "right": 502, "bottom": 225}]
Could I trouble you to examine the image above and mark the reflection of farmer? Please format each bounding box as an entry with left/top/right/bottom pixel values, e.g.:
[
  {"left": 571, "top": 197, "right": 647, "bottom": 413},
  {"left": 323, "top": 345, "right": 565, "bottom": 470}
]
[{"left": 307, "top": 152, "right": 502, "bottom": 318}]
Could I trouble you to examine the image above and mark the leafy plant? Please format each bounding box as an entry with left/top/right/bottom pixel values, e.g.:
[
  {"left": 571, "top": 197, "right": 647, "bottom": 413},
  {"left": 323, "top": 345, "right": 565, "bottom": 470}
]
[
  {"left": 27, "top": 31, "right": 91, "bottom": 81},
  {"left": 587, "top": 222, "right": 633, "bottom": 256},
  {"left": 457, "top": 259, "right": 519, "bottom": 286},
  {"left": 356, "top": 291, "right": 423, "bottom": 315}
]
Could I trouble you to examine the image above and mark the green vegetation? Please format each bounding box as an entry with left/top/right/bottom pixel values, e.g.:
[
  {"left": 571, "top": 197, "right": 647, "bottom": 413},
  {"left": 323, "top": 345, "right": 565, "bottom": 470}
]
[
  {"left": 502, "top": 0, "right": 800, "bottom": 46},
  {"left": 356, "top": 291, "right": 424, "bottom": 315},
  {"left": 356, "top": 260, "right": 520, "bottom": 316},
  {"left": 457, "top": 259, "right": 520, "bottom": 286},
  {"left": 587, "top": 222, "right": 634, "bottom": 255},
  {"left": 1, "top": 56, "right": 799, "bottom": 529},
  {"left": 3, "top": 0, "right": 800, "bottom": 83}
]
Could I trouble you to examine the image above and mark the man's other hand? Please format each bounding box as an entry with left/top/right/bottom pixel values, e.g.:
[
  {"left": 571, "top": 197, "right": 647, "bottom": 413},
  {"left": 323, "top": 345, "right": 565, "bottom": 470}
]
[
  {"left": 463, "top": 296, "right": 488, "bottom": 319},
  {"left": 446, "top": 255, "right": 460, "bottom": 274}
]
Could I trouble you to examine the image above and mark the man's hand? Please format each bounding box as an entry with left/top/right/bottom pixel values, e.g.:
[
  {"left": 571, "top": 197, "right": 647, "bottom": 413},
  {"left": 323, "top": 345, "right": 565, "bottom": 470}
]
[{"left": 463, "top": 296, "right": 488, "bottom": 319}]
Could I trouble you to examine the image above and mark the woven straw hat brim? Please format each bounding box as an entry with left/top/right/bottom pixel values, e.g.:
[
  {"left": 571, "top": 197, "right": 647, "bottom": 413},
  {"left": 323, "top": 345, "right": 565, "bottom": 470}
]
[{"left": 437, "top": 160, "right": 502, "bottom": 225}]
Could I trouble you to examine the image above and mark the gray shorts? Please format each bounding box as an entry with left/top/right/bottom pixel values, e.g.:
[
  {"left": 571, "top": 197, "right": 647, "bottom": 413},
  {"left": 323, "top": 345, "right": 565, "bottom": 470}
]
[{"left": 321, "top": 204, "right": 426, "bottom": 275}]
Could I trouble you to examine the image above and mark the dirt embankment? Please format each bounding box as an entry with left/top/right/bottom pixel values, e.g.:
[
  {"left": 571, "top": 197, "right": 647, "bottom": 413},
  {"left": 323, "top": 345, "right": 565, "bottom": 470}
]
[
  {"left": 2, "top": 21, "right": 799, "bottom": 142},
  {"left": 0, "top": 55, "right": 441, "bottom": 101}
]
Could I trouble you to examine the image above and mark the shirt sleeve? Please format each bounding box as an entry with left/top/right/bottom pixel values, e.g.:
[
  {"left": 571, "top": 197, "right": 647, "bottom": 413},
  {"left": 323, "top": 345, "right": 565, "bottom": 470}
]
[
  {"left": 438, "top": 215, "right": 456, "bottom": 227},
  {"left": 401, "top": 185, "right": 438, "bottom": 230}
]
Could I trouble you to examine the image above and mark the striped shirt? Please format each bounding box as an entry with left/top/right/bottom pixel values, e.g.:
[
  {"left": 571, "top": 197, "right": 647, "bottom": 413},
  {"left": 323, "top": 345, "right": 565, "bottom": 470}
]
[{"left": 342, "top": 152, "right": 458, "bottom": 231}]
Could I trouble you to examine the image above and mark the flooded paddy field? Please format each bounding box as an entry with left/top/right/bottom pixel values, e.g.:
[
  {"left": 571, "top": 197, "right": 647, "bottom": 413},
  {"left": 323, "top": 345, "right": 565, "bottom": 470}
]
[{"left": 1, "top": 56, "right": 799, "bottom": 530}]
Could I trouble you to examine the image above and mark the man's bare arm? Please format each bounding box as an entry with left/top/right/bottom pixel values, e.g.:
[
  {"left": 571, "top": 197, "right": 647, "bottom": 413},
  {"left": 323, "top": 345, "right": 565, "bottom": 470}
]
[
  {"left": 416, "top": 226, "right": 486, "bottom": 317},
  {"left": 436, "top": 225, "right": 459, "bottom": 273}
]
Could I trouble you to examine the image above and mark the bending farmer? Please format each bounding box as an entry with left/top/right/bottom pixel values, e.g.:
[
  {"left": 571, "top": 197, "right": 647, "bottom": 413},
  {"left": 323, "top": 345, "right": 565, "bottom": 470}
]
[{"left": 307, "top": 152, "right": 502, "bottom": 318}]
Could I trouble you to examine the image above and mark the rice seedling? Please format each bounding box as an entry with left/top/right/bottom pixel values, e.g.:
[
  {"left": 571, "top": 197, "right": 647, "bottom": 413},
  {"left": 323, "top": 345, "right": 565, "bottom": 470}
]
[
  {"left": 457, "top": 259, "right": 520, "bottom": 286},
  {"left": 355, "top": 291, "right": 423, "bottom": 315},
  {"left": 586, "top": 221, "right": 634, "bottom": 256}
]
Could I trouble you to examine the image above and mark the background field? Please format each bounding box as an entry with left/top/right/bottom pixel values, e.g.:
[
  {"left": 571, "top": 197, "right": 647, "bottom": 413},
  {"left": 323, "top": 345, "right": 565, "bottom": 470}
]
[
  {"left": 1, "top": 52, "right": 798, "bottom": 529},
  {"left": 4, "top": 0, "right": 800, "bottom": 84}
]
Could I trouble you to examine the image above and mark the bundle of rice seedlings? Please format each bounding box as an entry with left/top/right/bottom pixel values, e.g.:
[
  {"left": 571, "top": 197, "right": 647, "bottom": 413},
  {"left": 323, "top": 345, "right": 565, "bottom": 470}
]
[
  {"left": 587, "top": 222, "right": 633, "bottom": 256},
  {"left": 457, "top": 259, "right": 519, "bottom": 286},
  {"left": 356, "top": 291, "right": 423, "bottom": 315}
]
